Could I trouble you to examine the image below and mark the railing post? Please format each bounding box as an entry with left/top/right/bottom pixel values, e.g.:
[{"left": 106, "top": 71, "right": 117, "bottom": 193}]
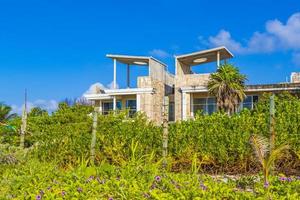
[
  {"left": 90, "top": 105, "right": 98, "bottom": 166},
  {"left": 269, "top": 94, "right": 275, "bottom": 150}
]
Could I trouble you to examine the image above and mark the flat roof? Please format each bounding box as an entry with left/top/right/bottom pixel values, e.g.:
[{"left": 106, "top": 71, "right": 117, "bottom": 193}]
[
  {"left": 175, "top": 46, "right": 234, "bottom": 66},
  {"left": 106, "top": 54, "right": 167, "bottom": 67}
]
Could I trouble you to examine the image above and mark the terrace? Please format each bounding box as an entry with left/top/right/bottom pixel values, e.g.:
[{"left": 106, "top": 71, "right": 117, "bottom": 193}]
[{"left": 84, "top": 54, "right": 167, "bottom": 116}]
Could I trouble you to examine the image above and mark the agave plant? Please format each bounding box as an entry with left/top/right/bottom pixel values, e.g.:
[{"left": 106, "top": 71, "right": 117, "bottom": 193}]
[{"left": 250, "top": 134, "right": 289, "bottom": 186}]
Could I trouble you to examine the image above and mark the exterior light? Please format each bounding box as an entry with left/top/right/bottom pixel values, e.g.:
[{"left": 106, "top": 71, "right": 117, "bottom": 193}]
[
  {"left": 194, "top": 58, "right": 207, "bottom": 63},
  {"left": 133, "top": 61, "right": 147, "bottom": 65}
]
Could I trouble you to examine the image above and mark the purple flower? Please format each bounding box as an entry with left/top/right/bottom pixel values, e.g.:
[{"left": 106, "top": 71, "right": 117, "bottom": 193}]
[
  {"left": 47, "top": 186, "right": 52, "bottom": 191},
  {"left": 200, "top": 183, "right": 207, "bottom": 190},
  {"left": 108, "top": 197, "right": 113, "bottom": 200},
  {"left": 287, "top": 177, "right": 292, "bottom": 182},
  {"left": 77, "top": 187, "right": 83, "bottom": 193},
  {"left": 279, "top": 177, "right": 287, "bottom": 181},
  {"left": 264, "top": 181, "right": 269, "bottom": 188},
  {"left": 36, "top": 195, "right": 42, "bottom": 200},
  {"left": 296, "top": 176, "right": 300, "bottom": 180},
  {"left": 150, "top": 183, "right": 156, "bottom": 190},
  {"left": 155, "top": 176, "right": 161, "bottom": 182},
  {"left": 86, "top": 175, "right": 94, "bottom": 182},
  {"left": 61, "top": 190, "right": 66, "bottom": 196}
]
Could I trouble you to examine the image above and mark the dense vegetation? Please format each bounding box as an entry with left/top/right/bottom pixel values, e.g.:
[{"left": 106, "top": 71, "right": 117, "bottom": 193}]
[{"left": 1, "top": 92, "right": 300, "bottom": 199}]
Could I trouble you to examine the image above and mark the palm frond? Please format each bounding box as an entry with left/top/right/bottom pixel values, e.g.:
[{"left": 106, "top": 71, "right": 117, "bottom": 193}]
[{"left": 250, "top": 134, "right": 269, "bottom": 166}]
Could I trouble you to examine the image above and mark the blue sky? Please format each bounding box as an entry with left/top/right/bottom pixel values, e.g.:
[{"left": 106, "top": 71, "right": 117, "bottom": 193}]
[{"left": 1, "top": 0, "right": 300, "bottom": 112}]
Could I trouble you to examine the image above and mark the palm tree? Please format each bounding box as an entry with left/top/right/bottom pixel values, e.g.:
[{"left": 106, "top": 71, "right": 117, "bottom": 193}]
[
  {"left": 250, "top": 134, "right": 289, "bottom": 187},
  {"left": 207, "top": 64, "right": 247, "bottom": 115},
  {"left": 0, "top": 103, "right": 17, "bottom": 123}
]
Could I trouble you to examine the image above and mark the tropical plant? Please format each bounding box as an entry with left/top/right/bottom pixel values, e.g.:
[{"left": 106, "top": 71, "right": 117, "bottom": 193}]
[
  {"left": 0, "top": 103, "right": 17, "bottom": 123},
  {"left": 250, "top": 134, "right": 289, "bottom": 187},
  {"left": 207, "top": 63, "right": 247, "bottom": 114}
]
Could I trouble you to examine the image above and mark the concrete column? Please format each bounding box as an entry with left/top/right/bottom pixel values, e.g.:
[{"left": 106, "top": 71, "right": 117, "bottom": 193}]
[
  {"left": 98, "top": 100, "right": 103, "bottom": 115},
  {"left": 182, "top": 92, "right": 187, "bottom": 120},
  {"left": 113, "top": 96, "right": 117, "bottom": 111},
  {"left": 136, "top": 94, "right": 141, "bottom": 112},
  {"left": 190, "top": 93, "right": 194, "bottom": 118},
  {"left": 113, "top": 58, "right": 117, "bottom": 89},
  {"left": 217, "top": 51, "right": 220, "bottom": 67}
]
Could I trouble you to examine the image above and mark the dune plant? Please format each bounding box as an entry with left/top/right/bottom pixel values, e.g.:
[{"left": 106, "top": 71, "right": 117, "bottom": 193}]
[{"left": 250, "top": 134, "right": 289, "bottom": 187}]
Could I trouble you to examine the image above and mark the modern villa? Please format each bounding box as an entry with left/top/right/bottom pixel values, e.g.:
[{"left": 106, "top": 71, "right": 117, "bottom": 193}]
[{"left": 84, "top": 46, "right": 300, "bottom": 123}]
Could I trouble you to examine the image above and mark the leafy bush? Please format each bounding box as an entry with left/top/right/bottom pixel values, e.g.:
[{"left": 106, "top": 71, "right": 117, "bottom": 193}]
[{"left": 1, "top": 158, "right": 299, "bottom": 199}]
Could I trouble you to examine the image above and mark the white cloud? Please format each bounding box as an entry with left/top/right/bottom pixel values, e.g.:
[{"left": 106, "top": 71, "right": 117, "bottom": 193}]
[
  {"left": 149, "top": 49, "right": 170, "bottom": 58},
  {"left": 106, "top": 81, "right": 119, "bottom": 89},
  {"left": 207, "top": 30, "right": 245, "bottom": 53},
  {"left": 201, "top": 12, "right": 300, "bottom": 54},
  {"left": 83, "top": 81, "right": 119, "bottom": 97},
  {"left": 266, "top": 13, "right": 300, "bottom": 49},
  {"left": 11, "top": 99, "right": 58, "bottom": 115},
  {"left": 83, "top": 82, "right": 106, "bottom": 95}
]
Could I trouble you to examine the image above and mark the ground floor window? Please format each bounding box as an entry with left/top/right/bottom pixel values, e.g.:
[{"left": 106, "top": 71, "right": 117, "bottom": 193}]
[
  {"left": 102, "top": 101, "right": 122, "bottom": 115},
  {"left": 193, "top": 97, "right": 217, "bottom": 115},
  {"left": 126, "top": 99, "right": 137, "bottom": 117},
  {"left": 192, "top": 95, "right": 259, "bottom": 115},
  {"left": 239, "top": 95, "right": 259, "bottom": 110}
]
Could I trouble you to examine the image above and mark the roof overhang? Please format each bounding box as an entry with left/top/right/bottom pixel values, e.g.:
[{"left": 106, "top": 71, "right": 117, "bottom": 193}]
[
  {"left": 84, "top": 88, "right": 154, "bottom": 100},
  {"left": 175, "top": 46, "right": 233, "bottom": 66},
  {"left": 106, "top": 54, "right": 167, "bottom": 67}
]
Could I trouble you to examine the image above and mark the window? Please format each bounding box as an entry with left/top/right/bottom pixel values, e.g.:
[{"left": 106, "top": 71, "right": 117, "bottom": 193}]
[
  {"left": 126, "top": 99, "right": 137, "bottom": 117},
  {"left": 102, "top": 101, "right": 122, "bottom": 115},
  {"left": 168, "top": 102, "right": 175, "bottom": 122},
  {"left": 193, "top": 95, "right": 259, "bottom": 116},
  {"left": 193, "top": 97, "right": 217, "bottom": 115},
  {"left": 239, "top": 95, "right": 259, "bottom": 110}
]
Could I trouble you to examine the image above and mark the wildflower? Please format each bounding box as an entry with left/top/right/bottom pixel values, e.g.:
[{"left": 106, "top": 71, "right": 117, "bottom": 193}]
[
  {"left": 47, "top": 186, "right": 52, "bottom": 191},
  {"left": 155, "top": 175, "right": 161, "bottom": 182},
  {"left": 264, "top": 181, "right": 269, "bottom": 188},
  {"left": 77, "top": 187, "right": 83, "bottom": 193},
  {"left": 36, "top": 195, "right": 42, "bottom": 200},
  {"left": 279, "top": 177, "right": 286, "bottom": 181},
  {"left": 39, "top": 190, "right": 44, "bottom": 195},
  {"left": 287, "top": 177, "right": 292, "bottom": 182},
  {"left": 200, "top": 183, "right": 207, "bottom": 190},
  {"left": 108, "top": 197, "right": 113, "bottom": 200},
  {"left": 86, "top": 175, "right": 94, "bottom": 182},
  {"left": 150, "top": 183, "right": 156, "bottom": 190},
  {"left": 296, "top": 176, "right": 300, "bottom": 180},
  {"left": 61, "top": 190, "right": 66, "bottom": 196}
]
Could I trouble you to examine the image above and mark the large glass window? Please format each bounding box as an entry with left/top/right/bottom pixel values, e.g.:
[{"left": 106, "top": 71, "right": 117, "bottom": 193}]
[
  {"left": 239, "top": 95, "right": 259, "bottom": 110},
  {"left": 193, "top": 97, "right": 217, "bottom": 115},
  {"left": 102, "top": 101, "right": 122, "bottom": 115},
  {"left": 126, "top": 99, "right": 137, "bottom": 117},
  {"left": 193, "top": 95, "right": 259, "bottom": 116}
]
